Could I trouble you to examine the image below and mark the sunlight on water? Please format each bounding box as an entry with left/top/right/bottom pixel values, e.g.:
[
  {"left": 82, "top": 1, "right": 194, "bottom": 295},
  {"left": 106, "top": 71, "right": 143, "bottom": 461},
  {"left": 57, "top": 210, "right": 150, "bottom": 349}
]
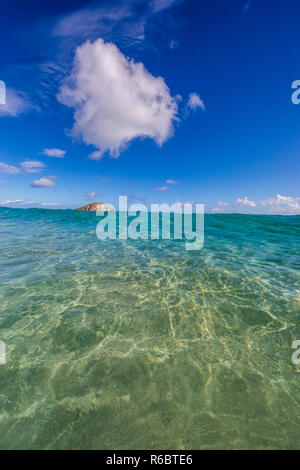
[{"left": 0, "top": 207, "right": 299, "bottom": 449}]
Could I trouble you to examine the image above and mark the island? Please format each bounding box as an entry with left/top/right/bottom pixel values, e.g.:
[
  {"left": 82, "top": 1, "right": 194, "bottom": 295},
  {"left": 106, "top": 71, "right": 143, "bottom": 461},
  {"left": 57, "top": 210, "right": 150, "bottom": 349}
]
[{"left": 75, "top": 202, "right": 114, "bottom": 211}]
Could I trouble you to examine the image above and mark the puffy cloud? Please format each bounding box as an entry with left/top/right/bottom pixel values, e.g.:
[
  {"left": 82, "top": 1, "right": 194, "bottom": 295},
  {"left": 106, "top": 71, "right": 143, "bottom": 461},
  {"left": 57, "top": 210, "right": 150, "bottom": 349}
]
[
  {"left": 261, "top": 194, "right": 300, "bottom": 215},
  {"left": 155, "top": 186, "right": 170, "bottom": 191},
  {"left": 235, "top": 196, "right": 256, "bottom": 207},
  {"left": 0, "top": 88, "right": 31, "bottom": 117},
  {"left": 43, "top": 148, "right": 66, "bottom": 158},
  {"left": 166, "top": 179, "right": 179, "bottom": 185},
  {"left": 0, "top": 162, "right": 20, "bottom": 174},
  {"left": 20, "top": 160, "right": 46, "bottom": 173},
  {"left": 58, "top": 38, "right": 179, "bottom": 159},
  {"left": 187, "top": 92, "right": 205, "bottom": 111},
  {"left": 30, "top": 177, "right": 55, "bottom": 188},
  {"left": 210, "top": 194, "right": 300, "bottom": 215}
]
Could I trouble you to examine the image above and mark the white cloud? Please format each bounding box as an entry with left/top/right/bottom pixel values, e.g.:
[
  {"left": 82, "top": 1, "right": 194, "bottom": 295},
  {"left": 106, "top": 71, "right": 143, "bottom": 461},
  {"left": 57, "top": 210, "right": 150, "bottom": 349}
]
[
  {"left": 40, "top": 202, "right": 62, "bottom": 206},
  {"left": 0, "top": 162, "right": 21, "bottom": 174},
  {"left": 261, "top": 194, "right": 300, "bottom": 215},
  {"left": 0, "top": 199, "right": 23, "bottom": 204},
  {"left": 0, "top": 199, "right": 62, "bottom": 207},
  {"left": 210, "top": 194, "right": 300, "bottom": 215},
  {"left": 166, "top": 179, "right": 179, "bottom": 185},
  {"left": 0, "top": 180, "right": 6, "bottom": 184},
  {"left": 155, "top": 186, "right": 170, "bottom": 191},
  {"left": 53, "top": 0, "right": 178, "bottom": 45},
  {"left": 43, "top": 148, "right": 66, "bottom": 158},
  {"left": 211, "top": 201, "right": 230, "bottom": 213},
  {"left": 53, "top": 4, "right": 131, "bottom": 39},
  {"left": 20, "top": 160, "right": 46, "bottom": 173},
  {"left": 88, "top": 150, "right": 104, "bottom": 161},
  {"left": 152, "top": 0, "right": 178, "bottom": 13},
  {"left": 217, "top": 201, "right": 229, "bottom": 207},
  {"left": 187, "top": 92, "right": 205, "bottom": 111},
  {"left": 0, "top": 88, "right": 31, "bottom": 117},
  {"left": 85, "top": 191, "right": 99, "bottom": 198},
  {"left": 235, "top": 196, "right": 256, "bottom": 207},
  {"left": 30, "top": 177, "right": 55, "bottom": 188},
  {"left": 58, "top": 38, "right": 179, "bottom": 159}
]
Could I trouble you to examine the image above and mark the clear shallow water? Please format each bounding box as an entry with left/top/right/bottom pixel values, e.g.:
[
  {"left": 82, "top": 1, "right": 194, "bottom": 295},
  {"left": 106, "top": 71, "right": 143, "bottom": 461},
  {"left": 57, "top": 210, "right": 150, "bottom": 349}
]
[{"left": 0, "top": 207, "right": 299, "bottom": 450}]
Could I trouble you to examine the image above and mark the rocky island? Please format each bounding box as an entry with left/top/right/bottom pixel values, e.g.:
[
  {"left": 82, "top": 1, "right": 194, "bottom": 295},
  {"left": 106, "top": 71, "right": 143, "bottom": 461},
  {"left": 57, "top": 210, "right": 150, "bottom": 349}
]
[{"left": 75, "top": 202, "right": 114, "bottom": 211}]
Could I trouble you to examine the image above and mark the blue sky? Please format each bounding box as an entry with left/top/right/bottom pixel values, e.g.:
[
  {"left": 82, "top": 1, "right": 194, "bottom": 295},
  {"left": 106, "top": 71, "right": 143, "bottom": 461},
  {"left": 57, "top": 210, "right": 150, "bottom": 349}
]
[{"left": 0, "top": 0, "right": 300, "bottom": 214}]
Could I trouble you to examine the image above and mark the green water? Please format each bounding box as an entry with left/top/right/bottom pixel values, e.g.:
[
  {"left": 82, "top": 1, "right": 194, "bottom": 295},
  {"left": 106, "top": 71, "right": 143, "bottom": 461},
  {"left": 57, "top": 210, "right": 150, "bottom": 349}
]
[{"left": 0, "top": 207, "right": 299, "bottom": 449}]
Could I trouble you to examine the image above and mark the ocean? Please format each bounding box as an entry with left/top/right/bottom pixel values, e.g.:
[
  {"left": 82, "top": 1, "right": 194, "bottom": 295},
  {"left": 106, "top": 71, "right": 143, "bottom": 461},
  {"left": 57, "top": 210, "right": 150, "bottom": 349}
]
[{"left": 0, "top": 207, "right": 299, "bottom": 449}]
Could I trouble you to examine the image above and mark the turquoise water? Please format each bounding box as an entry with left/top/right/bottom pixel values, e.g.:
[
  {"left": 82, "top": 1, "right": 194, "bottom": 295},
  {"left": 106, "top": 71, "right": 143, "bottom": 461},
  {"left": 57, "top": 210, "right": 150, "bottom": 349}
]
[{"left": 0, "top": 207, "right": 299, "bottom": 450}]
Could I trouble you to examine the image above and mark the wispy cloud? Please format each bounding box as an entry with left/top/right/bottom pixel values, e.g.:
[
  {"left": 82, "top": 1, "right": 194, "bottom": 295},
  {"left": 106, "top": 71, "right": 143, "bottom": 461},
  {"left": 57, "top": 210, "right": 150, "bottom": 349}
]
[
  {"left": 211, "top": 201, "right": 229, "bottom": 212},
  {"left": 85, "top": 191, "right": 99, "bottom": 199},
  {"left": 217, "top": 201, "right": 229, "bottom": 207},
  {"left": 97, "top": 176, "right": 112, "bottom": 184},
  {"left": 3, "top": 0, "right": 182, "bottom": 116},
  {"left": 0, "top": 162, "right": 21, "bottom": 174},
  {"left": 242, "top": 1, "right": 251, "bottom": 14},
  {"left": 120, "top": 190, "right": 147, "bottom": 205},
  {"left": 154, "top": 186, "right": 170, "bottom": 191},
  {"left": 166, "top": 179, "right": 179, "bottom": 185},
  {"left": 0, "top": 199, "right": 24, "bottom": 204},
  {"left": 40, "top": 202, "right": 62, "bottom": 206},
  {"left": 53, "top": 3, "right": 132, "bottom": 40},
  {"left": 0, "top": 200, "right": 62, "bottom": 207},
  {"left": 43, "top": 148, "right": 66, "bottom": 158},
  {"left": 152, "top": 0, "right": 178, "bottom": 13},
  {"left": 53, "top": 0, "right": 179, "bottom": 47},
  {"left": 20, "top": 160, "right": 46, "bottom": 173},
  {"left": 0, "top": 88, "right": 32, "bottom": 117}
]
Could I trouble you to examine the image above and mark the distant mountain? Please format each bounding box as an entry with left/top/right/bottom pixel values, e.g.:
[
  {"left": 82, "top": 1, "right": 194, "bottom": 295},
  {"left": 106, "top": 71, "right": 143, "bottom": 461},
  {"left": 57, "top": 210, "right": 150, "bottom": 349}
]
[{"left": 75, "top": 202, "right": 114, "bottom": 211}]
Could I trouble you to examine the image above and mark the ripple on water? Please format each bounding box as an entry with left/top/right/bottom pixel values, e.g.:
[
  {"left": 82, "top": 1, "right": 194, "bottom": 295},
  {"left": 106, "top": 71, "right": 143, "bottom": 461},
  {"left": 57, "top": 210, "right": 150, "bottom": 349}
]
[{"left": 0, "top": 209, "right": 299, "bottom": 449}]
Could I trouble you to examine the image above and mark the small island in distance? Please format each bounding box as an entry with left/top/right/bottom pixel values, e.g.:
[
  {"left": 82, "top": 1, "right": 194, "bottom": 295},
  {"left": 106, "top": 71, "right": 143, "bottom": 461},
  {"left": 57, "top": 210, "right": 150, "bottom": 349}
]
[{"left": 75, "top": 202, "right": 114, "bottom": 211}]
